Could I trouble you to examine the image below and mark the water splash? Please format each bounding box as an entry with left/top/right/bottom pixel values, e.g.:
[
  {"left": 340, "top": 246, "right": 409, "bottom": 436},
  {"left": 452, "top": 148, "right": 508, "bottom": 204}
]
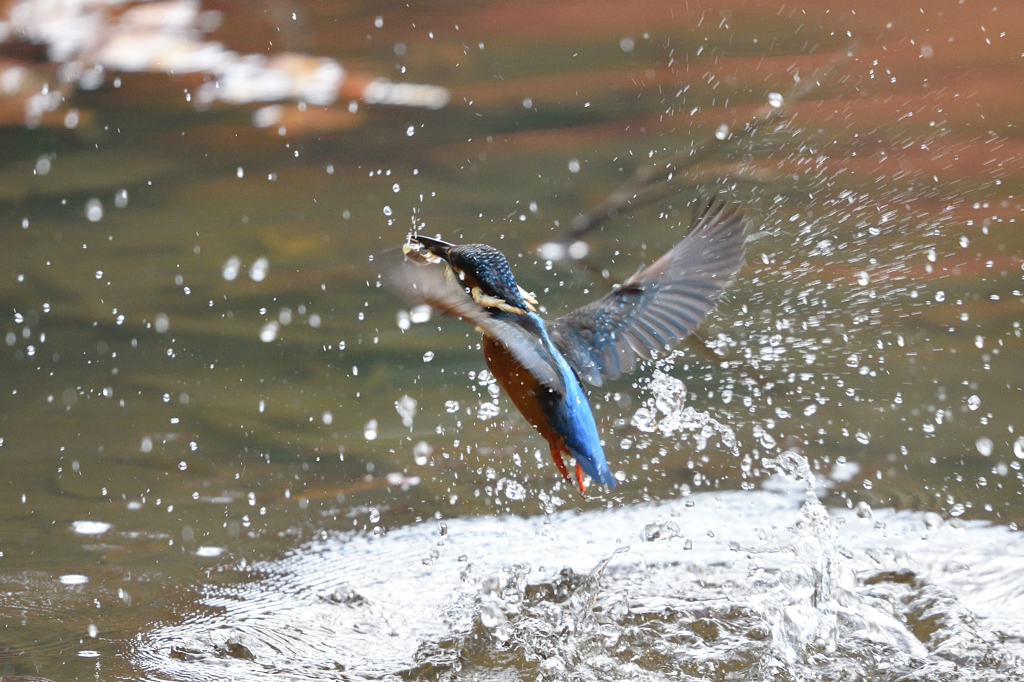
[
  {"left": 134, "top": 490, "right": 1024, "bottom": 681},
  {"left": 631, "top": 370, "right": 740, "bottom": 457},
  {"left": 430, "top": 547, "right": 630, "bottom": 680},
  {"left": 758, "top": 450, "right": 930, "bottom": 674}
]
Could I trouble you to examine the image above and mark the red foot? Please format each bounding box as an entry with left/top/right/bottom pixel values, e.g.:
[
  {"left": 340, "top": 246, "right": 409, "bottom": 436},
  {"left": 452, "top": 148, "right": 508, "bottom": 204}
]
[
  {"left": 544, "top": 437, "right": 572, "bottom": 484},
  {"left": 574, "top": 462, "right": 587, "bottom": 496}
]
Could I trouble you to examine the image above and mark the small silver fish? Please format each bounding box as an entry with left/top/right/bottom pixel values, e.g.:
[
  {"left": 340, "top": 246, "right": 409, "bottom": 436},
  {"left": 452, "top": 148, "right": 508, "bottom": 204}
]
[{"left": 402, "top": 235, "right": 444, "bottom": 265}]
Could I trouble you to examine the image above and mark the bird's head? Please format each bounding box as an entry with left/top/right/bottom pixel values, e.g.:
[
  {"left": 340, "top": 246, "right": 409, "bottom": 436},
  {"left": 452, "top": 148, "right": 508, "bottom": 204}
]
[{"left": 404, "top": 235, "right": 537, "bottom": 313}]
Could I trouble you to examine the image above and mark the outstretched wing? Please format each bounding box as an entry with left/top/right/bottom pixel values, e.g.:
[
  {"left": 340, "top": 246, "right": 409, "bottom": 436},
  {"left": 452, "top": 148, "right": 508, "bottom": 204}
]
[
  {"left": 547, "top": 198, "right": 746, "bottom": 387},
  {"left": 386, "top": 258, "right": 566, "bottom": 395}
]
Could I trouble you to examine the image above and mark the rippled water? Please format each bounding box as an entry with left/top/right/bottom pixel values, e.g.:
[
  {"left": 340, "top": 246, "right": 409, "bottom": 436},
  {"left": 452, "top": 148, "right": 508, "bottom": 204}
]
[{"left": 1, "top": 0, "right": 1023, "bottom": 680}]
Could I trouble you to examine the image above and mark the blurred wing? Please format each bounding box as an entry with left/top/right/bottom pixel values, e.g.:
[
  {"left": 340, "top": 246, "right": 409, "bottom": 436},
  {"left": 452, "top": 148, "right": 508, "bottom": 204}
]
[
  {"left": 386, "top": 259, "right": 566, "bottom": 395},
  {"left": 548, "top": 198, "right": 746, "bottom": 386}
]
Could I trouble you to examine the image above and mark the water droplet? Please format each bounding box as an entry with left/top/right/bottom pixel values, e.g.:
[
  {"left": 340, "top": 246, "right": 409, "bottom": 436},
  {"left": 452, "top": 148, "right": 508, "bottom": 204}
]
[
  {"left": 369, "top": 508, "right": 381, "bottom": 522},
  {"left": 755, "top": 427, "right": 777, "bottom": 450},
  {"left": 413, "top": 441, "right": 432, "bottom": 465},
  {"left": 504, "top": 480, "right": 526, "bottom": 500},
  {"left": 249, "top": 257, "right": 269, "bottom": 282},
  {"left": 259, "top": 321, "right": 279, "bottom": 342},
  {"left": 855, "top": 431, "right": 871, "bottom": 445},
  {"left": 715, "top": 123, "right": 729, "bottom": 140},
  {"left": 620, "top": 36, "right": 635, "bottom": 52},
  {"left": 423, "top": 351, "right": 434, "bottom": 362},
  {"left": 222, "top": 256, "right": 241, "bottom": 281},
  {"left": 364, "top": 419, "right": 378, "bottom": 440},
  {"left": 934, "top": 290, "right": 945, "bottom": 302},
  {"left": 767, "top": 92, "right": 783, "bottom": 107},
  {"left": 949, "top": 503, "right": 965, "bottom": 517},
  {"left": 537, "top": 242, "right": 566, "bottom": 261},
  {"left": 383, "top": 206, "right": 392, "bottom": 216},
  {"left": 641, "top": 520, "right": 681, "bottom": 542},
  {"left": 410, "top": 305, "right": 431, "bottom": 324},
  {"left": 967, "top": 395, "right": 981, "bottom": 411},
  {"left": 445, "top": 400, "right": 460, "bottom": 413},
  {"left": 406, "top": 126, "right": 415, "bottom": 137},
  {"left": 803, "top": 404, "right": 817, "bottom": 416},
  {"left": 631, "top": 406, "right": 657, "bottom": 433},
  {"left": 154, "top": 313, "right": 169, "bottom": 334},
  {"left": 85, "top": 198, "right": 103, "bottom": 222},
  {"left": 763, "top": 450, "right": 811, "bottom": 483},
  {"left": 567, "top": 158, "right": 580, "bottom": 173},
  {"left": 114, "top": 188, "right": 129, "bottom": 208},
  {"left": 568, "top": 240, "right": 589, "bottom": 260},
  {"left": 855, "top": 501, "right": 873, "bottom": 519},
  {"left": 178, "top": 461, "right": 187, "bottom": 471},
  {"left": 477, "top": 402, "right": 500, "bottom": 420},
  {"left": 856, "top": 271, "right": 869, "bottom": 286},
  {"left": 976, "top": 436, "right": 993, "bottom": 457},
  {"left": 395, "top": 395, "right": 417, "bottom": 427},
  {"left": 322, "top": 410, "right": 333, "bottom": 425}
]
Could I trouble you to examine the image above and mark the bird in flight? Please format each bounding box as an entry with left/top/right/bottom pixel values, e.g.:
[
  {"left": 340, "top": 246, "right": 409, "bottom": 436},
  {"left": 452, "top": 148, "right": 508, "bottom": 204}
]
[{"left": 391, "top": 198, "right": 745, "bottom": 493}]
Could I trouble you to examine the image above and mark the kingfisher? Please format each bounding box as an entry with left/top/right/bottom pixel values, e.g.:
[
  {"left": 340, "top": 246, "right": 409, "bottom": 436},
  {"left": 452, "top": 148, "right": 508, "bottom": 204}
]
[{"left": 392, "top": 198, "right": 745, "bottom": 493}]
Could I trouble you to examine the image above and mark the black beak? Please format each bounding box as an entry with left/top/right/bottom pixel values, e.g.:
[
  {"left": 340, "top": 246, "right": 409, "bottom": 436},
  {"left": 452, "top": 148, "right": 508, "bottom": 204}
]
[{"left": 407, "top": 235, "right": 454, "bottom": 262}]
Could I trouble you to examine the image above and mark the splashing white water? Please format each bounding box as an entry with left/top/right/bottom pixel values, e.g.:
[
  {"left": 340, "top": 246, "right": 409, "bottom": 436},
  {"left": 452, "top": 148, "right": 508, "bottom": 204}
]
[
  {"left": 758, "top": 450, "right": 928, "bottom": 669},
  {"left": 631, "top": 370, "right": 740, "bottom": 457}
]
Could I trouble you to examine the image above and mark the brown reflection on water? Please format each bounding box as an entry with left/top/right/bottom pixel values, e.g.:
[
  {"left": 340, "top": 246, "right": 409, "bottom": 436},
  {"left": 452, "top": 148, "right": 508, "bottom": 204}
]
[{"left": 0, "top": 0, "right": 1022, "bottom": 678}]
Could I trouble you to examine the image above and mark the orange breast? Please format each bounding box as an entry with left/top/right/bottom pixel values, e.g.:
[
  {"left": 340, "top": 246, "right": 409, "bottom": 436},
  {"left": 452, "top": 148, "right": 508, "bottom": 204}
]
[{"left": 481, "top": 335, "right": 553, "bottom": 437}]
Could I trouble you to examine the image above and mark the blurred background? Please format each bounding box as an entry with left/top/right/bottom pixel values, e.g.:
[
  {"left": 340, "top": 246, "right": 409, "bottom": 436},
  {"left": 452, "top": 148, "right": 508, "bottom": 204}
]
[{"left": 0, "top": 0, "right": 1022, "bottom": 680}]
